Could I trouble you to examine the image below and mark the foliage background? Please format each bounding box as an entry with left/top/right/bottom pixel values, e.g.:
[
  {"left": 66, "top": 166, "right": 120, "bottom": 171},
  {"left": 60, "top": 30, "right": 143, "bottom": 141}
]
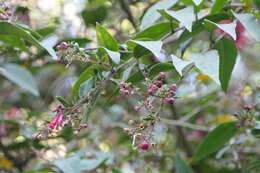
[{"left": 0, "top": 0, "right": 260, "bottom": 172}]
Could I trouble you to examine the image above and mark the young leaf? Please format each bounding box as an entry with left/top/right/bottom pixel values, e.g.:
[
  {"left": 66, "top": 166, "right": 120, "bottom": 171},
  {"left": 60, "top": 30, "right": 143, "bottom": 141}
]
[
  {"left": 211, "top": 0, "right": 229, "bottom": 14},
  {"left": 140, "top": 0, "right": 178, "bottom": 30},
  {"left": 205, "top": 19, "right": 237, "bottom": 40},
  {"left": 191, "top": 50, "right": 220, "bottom": 85},
  {"left": 134, "top": 22, "right": 177, "bottom": 40},
  {"left": 129, "top": 40, "right": 162, "bottom": 58},
  {"left": 71, "top": 66, "right": 95, "bottom": 98},
  {"left": 163, "top": 6, "right": 195, "bottom": 32},
  {"left": 79, "top": 77, "right": 94, "bottom": 98},
  {"left": 171, "top": 54, "right": 194, "bottom": 76},
  {"left": 96, "top": 23, "right": 119, "bottom": 51},
  {"left": 243, "top": 160, "right": 260, "bottom": 173},
  {"left": 232, "top": 11, "right": 260, "bottom": 42},
  {"left": 192, "top": 121, "right": 238, "bottom": 163},
  {"left": 216, "top": 38, "right": 237, "bottom": 92},
  {"left": 0, "top": 64, "right": 39, "bottom": 96},
  {"left": 192, "top": 0, "right": 203, "bottom": 6},
  {"left": 102, "top": 47, "right": 121, "bottom": 64},
  {"left": 176, "top": 152, "right": 195, "bottom": 173},
  {"left": 56, "top": 96, "right": 72, "bottom": 107}
]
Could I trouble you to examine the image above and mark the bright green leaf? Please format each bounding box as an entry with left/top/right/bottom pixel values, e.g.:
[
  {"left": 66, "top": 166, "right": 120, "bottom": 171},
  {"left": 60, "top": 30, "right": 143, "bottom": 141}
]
[
  {"left": 192, "top": 121, "right": 238, "bottom": 163},
  {"left": 171, "top": 54, "right": 194, "bottom": 76},
  {"left": 79, "top": 77, "right": 94, "bottom": 98},
  {"left": 164, "top": 6, "right": 195, "bottom": 32},
  {"left": 102, "top": 47, "right": 121, "bottom": 64},
  {"left": 140, "top": 0, "right": 178, "bottom": 30},
  {"left": 0, "top": 64, "right": 39, "bottom": 96},
  {"left": 191, "top": 50, "right": 220, "bottom": 85},
  {"left": 205, "top": 19, "right": 237, "bottom": 40},
  {"left": 211, "top": 0, "right": 229, "bottom": 14},
  {"left": 0, "top": 21, "right": 56, "bottom": 58},
  {"left": 216, "top": 38, "right": 237, "bottom": 92},
  {"left": 134, "top": 22, "right": 177, "bottom": 40},
  {"left": 96, "top": 23, "right": 119, "bottom": 51},
  {"left": 71, "top": 66, "right": 95, "bottom": 98},
  {"left": 176, "top": 152, "right": 194, "bottom": 173},
  {"left": 129, "top": 40, "right": 162, "bottom": 58},
  {"left": 243, "top": 160, "right": 260, "bottom": 173},
  {"left": 192, "top": 0, "right": 203, "bottom": 6}
]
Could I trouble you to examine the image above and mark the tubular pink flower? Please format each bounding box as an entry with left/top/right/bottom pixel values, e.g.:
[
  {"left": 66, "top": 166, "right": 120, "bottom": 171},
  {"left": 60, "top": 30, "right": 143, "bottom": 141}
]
[{"left": 48, "top": 112, "right": 64, "bottom": 129}]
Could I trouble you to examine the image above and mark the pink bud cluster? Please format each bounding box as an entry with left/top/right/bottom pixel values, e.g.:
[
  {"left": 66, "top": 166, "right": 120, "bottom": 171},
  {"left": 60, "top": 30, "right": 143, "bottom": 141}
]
[
  {"left": 0, "top": 5, "right": 12, "bottom": 21},
  {"left": 118, "top": 81, "right": 135, "bottom": 96}
]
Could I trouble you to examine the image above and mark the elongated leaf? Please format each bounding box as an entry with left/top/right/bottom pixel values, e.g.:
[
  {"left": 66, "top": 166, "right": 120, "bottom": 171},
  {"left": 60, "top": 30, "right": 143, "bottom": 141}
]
[
  {"left": 71, "top": 66, "right": 95, "bottom": 98},
  {"left": 243, "top": 160, "right": 260, "bottom": 173},
  {"left": 102, "top": 47, "right": 121, "bottom": 64},
  {"left": 192, "top": 0, "right": 203, "bottom": 6},
  {"left": 140, "top": 0, "right": 178, "bottom": 30},
  {"left": 211, "top": 0, "right": 229, "bottom": 14},
  {"left": 232, "top": 11, "right": 260, "bottom": 42},
  {"left": 130, "top": 40, "right": 162, "bottom": 58},
  {"left": 0, "top": 64, "right": 39, "bottom": 96},
  {"left": 164, "top": 6, "right": 195, "bottom": 32},
  {"left": 171, "top": 55, "right": 194, "bottom": 76},
  {"left": 134, "top": 22, "right": 177, "bottom": 40},
  {"left": 0, "top": 21, "right": 56, "bottom": 58},
  {"left": 216, "top": 38, "right": 237, "bottom": 92},
  {"left": 205, "top": 19, "right": 237, "bottom": 40},
  {"left": 191, "top": 50, "right": 220, "bottom": 85},
  {"left": 79, "top": 77, "right": 94, "bottom": 98},
  {"left": 192, "top": 121, "right": 238, "bottom": 163},
  {"left": 176, "top": 152, "right": 194, "bottom": 173},
  {"left": 96, "top": 24, "right": 119, "bottom": 51}
]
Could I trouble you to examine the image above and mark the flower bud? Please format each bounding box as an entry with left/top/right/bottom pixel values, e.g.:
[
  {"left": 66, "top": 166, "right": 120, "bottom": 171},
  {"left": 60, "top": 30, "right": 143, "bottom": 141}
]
[
  {"left": 166, "top": 97, "right": 175, "bottom": 104},
  {"left": 139, "top": 141, "right": 149, "bottom": 150}
]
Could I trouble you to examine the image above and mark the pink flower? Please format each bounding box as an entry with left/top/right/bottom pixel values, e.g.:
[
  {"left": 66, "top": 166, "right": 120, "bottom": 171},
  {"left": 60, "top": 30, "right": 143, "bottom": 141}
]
[
  {"left": 215, "top": 20, "right": 249, "bottom": 50},
  {"left": 48, "top": 112, "right": 64, "bottom": 129}
]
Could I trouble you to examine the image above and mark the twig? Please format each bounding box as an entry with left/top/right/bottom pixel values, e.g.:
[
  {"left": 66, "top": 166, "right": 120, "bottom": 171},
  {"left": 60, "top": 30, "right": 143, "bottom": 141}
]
[
  {"left": 179, "top": 102, "right": 214, "bottom": 122},
  {"left": 161, "top": 118, "right": 210, "bottom": 131},
  {"left": 118, "top": 0, "right": 138, "bottom": 31}
]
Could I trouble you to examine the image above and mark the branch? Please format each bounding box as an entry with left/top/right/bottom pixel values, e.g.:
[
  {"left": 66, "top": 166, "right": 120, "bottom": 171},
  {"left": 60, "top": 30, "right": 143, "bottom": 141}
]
[{"left": 118, "top": 0, "right": 138, "bottom": 31}]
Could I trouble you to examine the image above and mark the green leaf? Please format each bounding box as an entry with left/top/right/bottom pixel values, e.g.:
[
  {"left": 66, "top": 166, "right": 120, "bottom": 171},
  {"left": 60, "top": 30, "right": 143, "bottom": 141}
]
[
  {"left": 102, "top": 47, "right": 121, "bottom": 64},
  {"left": 205, "top": 19, "right": 237, "bottom": 40},
  {"left": 192, "top": 121, "right": 238, "bottom": 163},
  {"left": 134, "top": 22, "right": 177, "bottom": 40},
  {"left": 232, "top": 11, "right": 260, "bottom": 42},
  {"left": 56, "top": 96, "right": 72, "bottom": 107},
  {"left": 122, "top": 63, "right": 136, "bottom": 81},
  {"left": 216, "top": 38, "right": 237, "bottom": 92},
  {"left": 81, "top": 6, "right": 107, "bottom": 25},
  {"left": 191, "top": 50, "right": 220, "bottom": 85},
  {"left": 0, "top": 21, "right": 56, "bottom": 58},
  {"left": 22, "top": 169, "right": 54, "bottom": 173},
  {"left": 79, "top": 77, "right": 94, "bottom": 98},
  {"left": 71, "top": 66, "right": 95, "bottom": 98},
  {"left": 54, "top": 149, "right": 113, "bottom": 173},
  {"left": 140, "top": 0, "right": 178, "bottom": 30},
  {"left": 243, "top": 160, "right": 260, "bottom": 173},
  {"left": 0, "top": 64, "right": 39, "bottom": 96},
  {"left": 129, "top": 40, "right": 162, "bottom": 58},
  {"left": 171, "top": 54, "right": 194, "bottom": 76},
  {"left": 211, "top": 0, "right": 229, "bottom": 14},
  {"left": 192, "top": 0, "right": 203, "bottom": 6},
  {"left": 96, "top": 23, "right": 119, "bottom": 51},
  {"left": 176, "top": 152, "right": 194, "bottom": 173},
  {"left": 163, "top": 6, "right": 195, "bottom": 32}
]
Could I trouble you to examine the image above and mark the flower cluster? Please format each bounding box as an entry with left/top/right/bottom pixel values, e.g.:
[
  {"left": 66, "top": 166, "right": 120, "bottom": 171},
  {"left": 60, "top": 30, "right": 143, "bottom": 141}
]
[
  {"left": 118, "top": 81, "right": 135, "bottom": 96},
  {"left": 32, "top": 105, "right": 88, "bottom": 140},
  {"left": 123, "top": 118, "right": 157, "bottom": 151},
  {"left": 0, "top": 5, "right": 12, "bottom": 21},
  {"left": 235, "top": 104, "right": 255, "bottom": 128}
]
